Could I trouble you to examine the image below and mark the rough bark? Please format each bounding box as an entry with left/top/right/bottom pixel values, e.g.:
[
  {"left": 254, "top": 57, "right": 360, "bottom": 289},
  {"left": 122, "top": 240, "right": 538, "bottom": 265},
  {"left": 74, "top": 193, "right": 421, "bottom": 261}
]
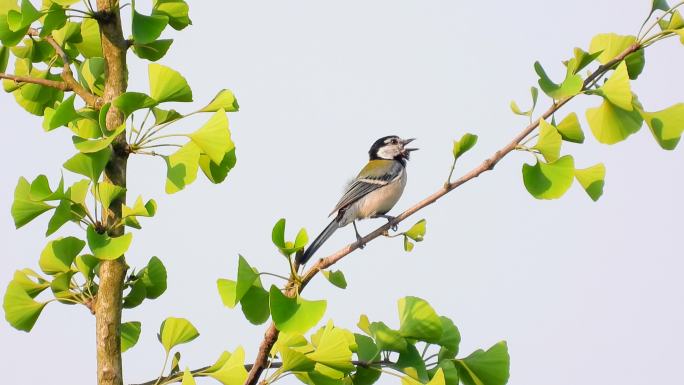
[{"left": 94, "top": 1, "right": 129, "bottom": 385}]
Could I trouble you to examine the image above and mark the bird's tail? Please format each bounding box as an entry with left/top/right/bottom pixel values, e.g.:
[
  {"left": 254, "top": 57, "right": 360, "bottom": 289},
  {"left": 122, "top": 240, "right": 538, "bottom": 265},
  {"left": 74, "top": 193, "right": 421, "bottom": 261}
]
[{"left": 297, "top": 218, "right": 339, "bottom": 265}]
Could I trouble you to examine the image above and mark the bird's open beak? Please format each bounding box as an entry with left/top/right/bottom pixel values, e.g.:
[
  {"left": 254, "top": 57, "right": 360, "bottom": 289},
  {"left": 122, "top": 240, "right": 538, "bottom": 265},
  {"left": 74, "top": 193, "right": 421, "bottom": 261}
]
[{"left": 402, "top": 138, "right": 418, "bottom": 152}]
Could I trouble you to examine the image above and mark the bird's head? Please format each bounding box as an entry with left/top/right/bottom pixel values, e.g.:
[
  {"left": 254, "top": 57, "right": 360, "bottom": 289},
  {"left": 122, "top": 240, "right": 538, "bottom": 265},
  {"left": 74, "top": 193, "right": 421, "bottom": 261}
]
[{"left": 369, "top": 135, "right": 418, "bottom": 162}]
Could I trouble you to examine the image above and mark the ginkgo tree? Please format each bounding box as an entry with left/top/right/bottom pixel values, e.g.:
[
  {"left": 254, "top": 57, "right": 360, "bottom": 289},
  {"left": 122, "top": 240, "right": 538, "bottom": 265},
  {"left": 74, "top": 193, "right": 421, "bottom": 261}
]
[{"left": 3, "top": 1, "right": 684, "bottom": 385}]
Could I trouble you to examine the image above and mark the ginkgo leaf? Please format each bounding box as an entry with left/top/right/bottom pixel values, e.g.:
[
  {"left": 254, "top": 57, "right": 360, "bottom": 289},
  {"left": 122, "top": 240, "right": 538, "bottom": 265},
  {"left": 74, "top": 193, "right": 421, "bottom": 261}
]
[
  {"left": 86, "top": 226, "right": 133, "bottom": 260},
  {"left": 148, "top": 63, "right": 192, "bottom": 103},
  {"left": 594, "top": 62, "right": 633, "bottom": 111},
  {"left": 159, "top": 317, "right": 199, "bottom": 353},
  {"left": 532, "top": 120, "right": 562, "bottom": 162},
  {"left": 188, "top": 109, "right": 233, "bottom": 163},
  {"left": 575, "top": 163, "right": 606, "bottom": 201}
]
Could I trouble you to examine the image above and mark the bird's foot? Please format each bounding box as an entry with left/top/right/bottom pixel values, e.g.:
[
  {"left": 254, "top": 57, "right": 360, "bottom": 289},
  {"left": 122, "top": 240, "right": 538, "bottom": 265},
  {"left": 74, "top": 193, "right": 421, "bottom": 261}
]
[
  {"left": 356, "top": 235, "right": 366, "bottom": 249},
  {"left": 374, "top": 214, "right": 398, "bottom": 231},
  {"left": 353, "top": 221, "right": 366, "bottom": 249}
]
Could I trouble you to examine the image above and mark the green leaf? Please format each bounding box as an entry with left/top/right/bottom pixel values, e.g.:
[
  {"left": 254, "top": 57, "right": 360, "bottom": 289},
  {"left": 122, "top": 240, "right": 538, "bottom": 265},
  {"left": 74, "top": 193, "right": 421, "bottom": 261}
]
[
  {"left": 63, "top": 147, "right": 112, "bottom": 181},
  {"left": 568, "top": 47, "right": 602, "bottom": 75},
  {"left": 452, "top": 133, "right": 478, "bottom": 160},
  {"left": 72, "top": 123, "right": 126, "bottom": 153},
  {"left": 188, "top": 109, "right": 233, "bottom": 163},
  {"left": 239, "top": 284, "right": 270, "bottom": 325},
  {"left": 269, "top": 285, "right": 327, "bottom": 334},
  {"left": 132, "top": 9, "right": 168, "bottom": 45},
  {"left": 181, "top": 368, "right": 196, "bottom": 385},
  {"left": 3, "top": 281, "right": 48, "bottom": 332},
  {"left": 199, "top": 148, "right": 236, "bottom": 184},
  {"left": 534, "top": 61, "right": 583, "bottom": 100},
  {"left": 133, "top": 39, "right": 173, "bottom": 62},
  {"left": 398, "top": 296, "right": 443, "bottom": 343},
  {"left": 69, "top": 115, "right": 102, "bottom": 139},
  {"left": 39, "top": 236, "right": 85, "bottom": 275},
  {"left": 294, "top": 228, "right": 309, "bottom": 250},
  {"left": 11, "top": 269, "right": 49, "bottom": 298},
  {"left": 593, "top": 62, "right": 633, "bottom": 111},
  {"left": 208, "top": 347, "right": 248, "bottom": 385},
  {"left": 272, "top": 218, "right": 286, "bottom": 248},
  {"left": 123, "top": 196, "right": 157, "bottom": 218},
  {"left": 556, "top": 112, "right": 585, "bottom": 143},
  {"left": 574, "top": 163, "right": 606, "bottom": 202},
  {"left": 586, "top": 99, "right": 643, "bottom": 144},
  {"left": 112, "top": 92, "right": 157, "bottom": 117},
  {"left": 437, "top": 316, "right": 461, "bottom": 360},
  {"left": 354, "top": 333, "right": 380, "bottom": 362},
  {"left": 369, "top": 321, "right": 407, "bottom": 352},
  {"left": 588, "top": 33, "right": 644, "bottom": 79},
  {"left": 153, "top": 0, "right": 191, "bottom": 30},
  {"left": 427, "top": 369, "right": 447, "bottom": 385},
  {"left": 322, "top": 270, "right": 347, "bottom": 289},
  {"left": 47, "top": 94, "right": 78, "bottom": 131},
  {"left": 433, "top": 360, "right": 459, "bottom": 385},
  {"left": 666, "top": 10, "right": 684, "bottom": 30},
  {"left": 639, "top": 103, "right": 684, "bottom": 150},
  {"left": 404, "top": 219, "right": 426, "bottom": 242},
  {"left": 165, "top": 142, "right": 201, "bottom": 194},
  {"left": 6, "top": 0, "right": 40, "bottom": 31},
  {"left": 455, "top": 342, "right": 510, "bottom": 385},
  {"left": 307, "top": 322, "right": 355, "bottom": 373},
  {"left": 74, "top": 254, "right": 98, "bottom": 280},
  {"left": 395, "top": 344, "right": 429, "bottom": 383},
  {"left": 236, "top": 255, "right": 259, "bottom": 303},
  {"left": 67, "top": 179, "right": 90, "bottom": 205},
  {"left": 140, "top": 256, "right": 167, "bottom": 299},
  {"left": 79, "top": 57, "right": 106, "bottom": 96},
  {"left": 99, "top": 102, "right": 110, "bottom": 132},
  {"left": 522, "top": 155, "right": 575, "bottom": 200},
  {"left": 50, "top": 270, "right": 77, "bottom": 303},
  {"left": 509, "top": 87, "right": 538, "bottom": 116},
  {"left": 93, "top": 181, "right": 126, "bottom": 209},
  {"left": 217, "top": 279, "right": 238, "bottom": 308},
  {"left": 73, "top": 18, "right": 101, "bottom": 57},
  {"left": 148, "top": 63, "right": 192, "bottom": 103},
  {"left": 121, "top": 321, "right": 142, "bottom": 352},
  {"left": 86, "top": 226, "right": 133, "bottom": 260},
  {"left": 281, "top": 347, "right": 316, "bottom": 372},
  {"left": 532, "top": 119, "right": 562, "bottom": 162},
  {"left": 29, "top": 175, "right": 64, "bottom": 201},
  {"left": 0, "top": 45, "right": 9, "bottom": 72},
  {"left": 357, "top": 314, "right": 371, "bottom": 335},
  {"left": 651, "top": 0, "right": 670, "bottom": 13},
  {"left": 123, "top": 279, "right": 147, "bottom": 308},
  {"left": 152, "top": 107, "right": 182, "bottom": 125},
  {"left": 159, "top": 317, "right": 199, "bottom": 353},
  {"left": 200, "top": 89, "right": 239, "bottom": 112},
  {"left": 11, "top": 177, "right": 54, "bottom": 229}
]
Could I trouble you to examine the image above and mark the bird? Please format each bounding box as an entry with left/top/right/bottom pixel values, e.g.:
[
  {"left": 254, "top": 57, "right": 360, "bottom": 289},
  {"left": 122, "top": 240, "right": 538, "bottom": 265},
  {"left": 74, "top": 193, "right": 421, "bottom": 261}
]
[{"left": 296, "top": 135, "right": 417, "bottom": 265}]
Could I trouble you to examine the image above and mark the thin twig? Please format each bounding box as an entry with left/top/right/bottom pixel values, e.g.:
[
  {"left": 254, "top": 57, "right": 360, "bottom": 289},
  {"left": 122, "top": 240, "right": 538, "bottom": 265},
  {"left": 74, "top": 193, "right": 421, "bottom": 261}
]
[
  {"left": 27, "top": 28, "right": 103, "bottom": 108},
  {"left": 131, "top": 360, "right": 394, "bottom": 385},
  {"left": 242, "top": 41, "right": 644, "bottom": 385},
  {"left": 0, "top": 72, "right": 70, "bottom": 90}
]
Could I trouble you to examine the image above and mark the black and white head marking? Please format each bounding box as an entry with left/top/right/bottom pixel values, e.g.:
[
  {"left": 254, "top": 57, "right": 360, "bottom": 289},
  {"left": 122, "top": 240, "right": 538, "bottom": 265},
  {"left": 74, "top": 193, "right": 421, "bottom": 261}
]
[{"left": 368, "top": 135, "right": 418, "bottom": 164}]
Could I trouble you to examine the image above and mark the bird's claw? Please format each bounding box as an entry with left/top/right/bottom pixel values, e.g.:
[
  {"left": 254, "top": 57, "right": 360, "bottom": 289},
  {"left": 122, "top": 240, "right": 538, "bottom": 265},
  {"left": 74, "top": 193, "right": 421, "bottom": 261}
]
[{"left": 356, "top": 237, "right": 366, "bottom": 249}]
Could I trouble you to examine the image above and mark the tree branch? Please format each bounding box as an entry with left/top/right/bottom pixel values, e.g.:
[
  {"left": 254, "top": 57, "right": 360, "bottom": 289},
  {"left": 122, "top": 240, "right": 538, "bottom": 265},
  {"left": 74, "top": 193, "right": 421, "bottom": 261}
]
[
  {"left": 0, "top": 72, "right": 70, "bottom": 90},
  {"left": 242, "top": 42, "right": 644, "bottom": 385},
  {"left": 131, "top": 360, "right": 394, "bottom": 385},
  {"left": 26, "top": 28, "right": 103, "bottom": 108},
  {"left": 92, "top": 2, "right": 129, "bottom": 385}
]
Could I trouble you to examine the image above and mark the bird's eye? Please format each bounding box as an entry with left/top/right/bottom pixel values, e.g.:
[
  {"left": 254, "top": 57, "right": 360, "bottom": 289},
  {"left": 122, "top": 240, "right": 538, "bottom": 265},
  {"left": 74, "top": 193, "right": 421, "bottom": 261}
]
[{"left": 390, "top": 139, "right": 398, "bottom": 145}]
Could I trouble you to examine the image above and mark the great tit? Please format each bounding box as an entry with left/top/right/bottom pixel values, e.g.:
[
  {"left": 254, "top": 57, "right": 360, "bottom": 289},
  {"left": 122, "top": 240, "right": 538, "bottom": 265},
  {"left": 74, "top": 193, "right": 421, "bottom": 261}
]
[{"left": 297, "top": 135, "right": 417, "bottom": 264}]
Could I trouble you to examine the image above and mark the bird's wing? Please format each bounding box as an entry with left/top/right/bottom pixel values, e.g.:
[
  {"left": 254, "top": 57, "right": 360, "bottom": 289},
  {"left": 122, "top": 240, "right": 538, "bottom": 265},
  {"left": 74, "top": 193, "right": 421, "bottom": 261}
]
[{"left": 330, "top": 160, "right": 403, "bottom": 216}]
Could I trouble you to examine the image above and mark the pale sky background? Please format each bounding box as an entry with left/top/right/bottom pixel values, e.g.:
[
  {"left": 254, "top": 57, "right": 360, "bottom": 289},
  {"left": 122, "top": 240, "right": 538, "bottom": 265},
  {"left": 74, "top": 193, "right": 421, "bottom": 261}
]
[{"left": 2, "top": 1, "right": 683, "bottom": 385}]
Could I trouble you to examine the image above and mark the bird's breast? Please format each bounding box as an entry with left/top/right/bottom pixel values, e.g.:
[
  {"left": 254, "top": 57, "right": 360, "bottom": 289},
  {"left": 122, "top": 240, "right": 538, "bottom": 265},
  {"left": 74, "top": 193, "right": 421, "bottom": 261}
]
[{"left": 354, "top": 170, "right": 407, "bottom": 220}]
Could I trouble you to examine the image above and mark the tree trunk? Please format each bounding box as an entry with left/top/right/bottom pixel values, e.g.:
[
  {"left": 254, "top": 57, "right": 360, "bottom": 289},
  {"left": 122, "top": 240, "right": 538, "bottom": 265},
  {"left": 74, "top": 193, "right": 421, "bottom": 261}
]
[{"left": 94, "top": 2, "right": 128, "bottom": 385}]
